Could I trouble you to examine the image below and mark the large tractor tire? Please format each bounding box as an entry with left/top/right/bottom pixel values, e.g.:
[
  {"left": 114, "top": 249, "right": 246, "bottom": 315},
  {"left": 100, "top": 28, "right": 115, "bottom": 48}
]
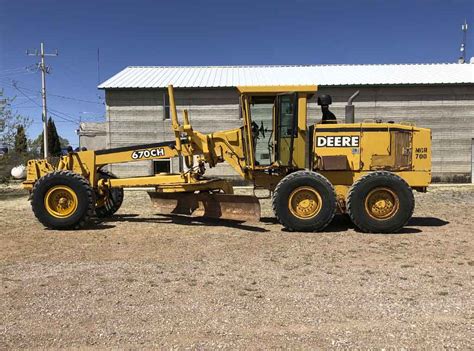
[
  {"left": 31, "top": 171, "right": 95, "bottom": 230},
  {"left": 95, "top": 170, "right": 124, "bottom": 218},
  {"left": 347, "top": 171, "right": 415, "bottom": 233},
  {"left": 272, "top": 171, "right": 337, "bottom": 232}
]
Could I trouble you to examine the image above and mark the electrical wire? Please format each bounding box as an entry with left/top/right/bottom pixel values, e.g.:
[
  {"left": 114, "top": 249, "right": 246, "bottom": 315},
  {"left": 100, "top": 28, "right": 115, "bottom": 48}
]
[
  {"left": 48, "top": 108, "right": 79, "bottom": 124},
  {"left": 0, "top": 67, "right": 29, "bottom": 73},
  {"left": 4, "top": 78, "right": 104, "bottom": 126},
  {"left": 49, "top": 93, "right": 104, "bottom": 105},
  {"left": 0, "top": 78, "right": 37, "bottom": 92},
  {"left": 1, "top": 78, "right": 103, "bottom": 105},
  {"left": 10, "top": 98, "right": 39, "bottom": 107},
  {"left": 10, "top": 83, "right": 41, "bottom": 108},
  {"left": 0, "top": 71, "right": 36, "bottom": 79},
  {"left": 12, "top": 83, "right": 79, "bottom": 124},
  {"left": 10, "top": 106, "right": 39, "bottom": 109},
  {"left": 0, "top": 65, "right": 38, "bottom": 78}
]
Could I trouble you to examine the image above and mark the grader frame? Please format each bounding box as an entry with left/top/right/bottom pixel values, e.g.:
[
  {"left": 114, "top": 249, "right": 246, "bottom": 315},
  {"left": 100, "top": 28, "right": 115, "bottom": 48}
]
[{"left": 23, "top": 84, "right": 431, "bottom": 233}]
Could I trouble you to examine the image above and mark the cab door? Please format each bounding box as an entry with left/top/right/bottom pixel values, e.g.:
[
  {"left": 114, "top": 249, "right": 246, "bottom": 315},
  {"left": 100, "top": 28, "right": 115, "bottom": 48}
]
[
  {"left": 241, "top": 92, "right": 306, "bottom": 170},
  {"left": 275, "top": 94, "right": 298, "bottom": 166},
  {"left": 241, "top": 94, "right": 276, "bottom": 169},
  {"left": 240, "top": 94, "right": 255, "bottom": 170}
]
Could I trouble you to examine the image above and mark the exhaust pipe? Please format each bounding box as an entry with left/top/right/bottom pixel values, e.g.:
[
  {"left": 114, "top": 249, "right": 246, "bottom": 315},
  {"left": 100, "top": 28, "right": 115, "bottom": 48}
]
[{"left": 345, "top": 90, "right": 360, "bottom": 124}]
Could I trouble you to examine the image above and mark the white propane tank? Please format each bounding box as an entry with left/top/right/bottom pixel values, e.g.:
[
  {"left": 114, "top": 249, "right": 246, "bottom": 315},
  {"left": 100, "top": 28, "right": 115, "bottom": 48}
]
[{"left": 11, "top": 164, "right": 27, "bottom": 179}]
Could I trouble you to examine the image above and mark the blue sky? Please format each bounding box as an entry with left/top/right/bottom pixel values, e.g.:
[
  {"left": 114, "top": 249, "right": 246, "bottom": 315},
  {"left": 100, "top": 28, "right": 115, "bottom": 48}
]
[{"left": 1, "top": 0, "right": 473, "bottom": 146}]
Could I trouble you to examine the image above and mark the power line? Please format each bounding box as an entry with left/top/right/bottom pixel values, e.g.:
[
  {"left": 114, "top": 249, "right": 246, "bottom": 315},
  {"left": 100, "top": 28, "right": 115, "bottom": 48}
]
[
  {"left": 49, "top": 93, "right": 104, "bottom": 105},
  {"left": 10, "top": 97, "right": 40, "bottom": 107},
  {"left": 0, "top": 71, "right": 36, "bottom": 79},
  {"left": 11, "top": 105, "right": 39, "bottom": 109},
  {"left": 11, "top": 82, "right": 41, "bottom": 108},
  {"left": 0, "top": 65, "right": 39, "bottom": 78},
  {"left": 0, "top": 77, "right": 103, "bottom": 105},
  {"left": 0, "top": 67, "right": 29, "bottom": 73},
  {"left": 0, "top": 79, "right": 37, "bottom": 92},
  {"left": 48, "top": 107, "right": 79, "bottom": 124},
  {"left": 3, "top": 71, "right": 103, "bottom": 128},
  {"left": 49, "top": 112, "right": 78, "bottom": 124},
  {"left": 12, "top": 82, "right": 78, "bottom": 125}
]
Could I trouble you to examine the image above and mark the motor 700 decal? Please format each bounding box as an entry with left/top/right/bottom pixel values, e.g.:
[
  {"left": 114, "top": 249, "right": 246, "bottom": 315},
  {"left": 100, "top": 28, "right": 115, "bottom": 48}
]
[{"left": 131, "top": 148, "right": 165, "bottom": 159}]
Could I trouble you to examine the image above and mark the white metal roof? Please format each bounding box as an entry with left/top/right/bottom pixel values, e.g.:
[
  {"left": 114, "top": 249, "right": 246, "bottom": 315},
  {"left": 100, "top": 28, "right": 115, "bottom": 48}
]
[{"left": 98, "top": 63, "right": 474, "bottom": 89}]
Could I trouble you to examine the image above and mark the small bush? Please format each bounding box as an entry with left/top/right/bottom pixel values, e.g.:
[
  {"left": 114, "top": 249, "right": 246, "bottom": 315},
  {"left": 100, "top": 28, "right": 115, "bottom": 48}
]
[{"left": 0, "top": 152, "right": 37, "bottom": 182}]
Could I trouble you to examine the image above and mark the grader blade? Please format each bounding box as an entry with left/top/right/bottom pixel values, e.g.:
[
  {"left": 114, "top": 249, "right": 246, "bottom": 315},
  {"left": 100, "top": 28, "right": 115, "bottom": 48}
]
[{"left": 148, "top": 192, "right": 261, "bottom": 222}]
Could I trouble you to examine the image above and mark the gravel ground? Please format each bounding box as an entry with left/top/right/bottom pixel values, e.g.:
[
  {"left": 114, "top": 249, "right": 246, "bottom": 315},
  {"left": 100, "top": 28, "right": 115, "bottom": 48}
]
[{"left": 1, "top": 184, "right": 473, "bottom": 349}]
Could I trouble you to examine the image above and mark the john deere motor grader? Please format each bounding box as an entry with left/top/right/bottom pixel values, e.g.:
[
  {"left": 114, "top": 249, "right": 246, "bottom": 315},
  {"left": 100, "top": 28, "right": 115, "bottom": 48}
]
[{"left": 23, "top": 85, "right": 431, "bottom": 233}]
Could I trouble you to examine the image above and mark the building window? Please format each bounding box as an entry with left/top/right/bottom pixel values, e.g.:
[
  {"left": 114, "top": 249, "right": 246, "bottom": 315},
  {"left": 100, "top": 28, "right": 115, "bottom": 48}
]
[
  {"left": 163, "top": 92, "right": 170, "bottom": 120},
  {"left": 154, "top": 159, "right": 171, "bottom": 174}
]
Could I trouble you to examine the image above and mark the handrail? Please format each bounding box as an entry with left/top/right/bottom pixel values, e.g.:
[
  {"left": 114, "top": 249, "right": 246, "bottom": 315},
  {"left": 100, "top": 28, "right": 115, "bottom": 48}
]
[{"left": 167, "top": 85, "right": 181, "bottom": 152}]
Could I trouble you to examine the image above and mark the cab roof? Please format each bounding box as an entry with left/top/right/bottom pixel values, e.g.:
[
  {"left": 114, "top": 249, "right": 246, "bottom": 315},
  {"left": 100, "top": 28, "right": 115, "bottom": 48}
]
[{"left": 237, "top": 85, "right": 318, "bottom": 94}]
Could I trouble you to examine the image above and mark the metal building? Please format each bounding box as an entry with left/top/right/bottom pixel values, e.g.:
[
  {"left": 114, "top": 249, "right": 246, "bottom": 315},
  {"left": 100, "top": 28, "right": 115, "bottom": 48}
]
[
  {"left": 77, "top": 122, "right": 106, "bottom": 151},
  {"left": 98, "top": 63, "right": 474, "bottom": 182}
]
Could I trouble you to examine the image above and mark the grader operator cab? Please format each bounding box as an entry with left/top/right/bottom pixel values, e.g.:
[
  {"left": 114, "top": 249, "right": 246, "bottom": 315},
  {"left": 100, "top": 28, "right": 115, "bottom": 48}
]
[{"left": 23, "top": 85, "right": 431, "bottom": 233}]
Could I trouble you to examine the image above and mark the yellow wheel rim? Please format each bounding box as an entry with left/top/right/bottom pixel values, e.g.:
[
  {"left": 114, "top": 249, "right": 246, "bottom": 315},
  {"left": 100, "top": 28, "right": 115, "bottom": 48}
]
[
  {"left": 365, "top": 187, "right": 399, "bottom": 220},
  {"left": 44, "top": 185, "right": 78, "bottom": 218},
  {"left": 288, "top": 186, "right": 322, "bottom": 219}
]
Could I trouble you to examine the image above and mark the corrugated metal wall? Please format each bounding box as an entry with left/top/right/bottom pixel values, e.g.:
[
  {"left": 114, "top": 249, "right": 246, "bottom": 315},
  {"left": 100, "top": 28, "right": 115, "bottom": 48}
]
[{"left": 105, "top": 85, "right": 474, "bottom": 182}]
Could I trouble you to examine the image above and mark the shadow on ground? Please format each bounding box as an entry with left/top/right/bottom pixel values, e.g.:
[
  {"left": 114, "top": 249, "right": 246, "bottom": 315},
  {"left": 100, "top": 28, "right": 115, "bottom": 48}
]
[
  {"left": 97, "top": 213, "right": 268, "bottom": 233},
  {"left": 92, "top": 213, "right": 449, "bottom": 235},
  {"left": 407, "top": 216, "right": 450, "bottom": 227}
]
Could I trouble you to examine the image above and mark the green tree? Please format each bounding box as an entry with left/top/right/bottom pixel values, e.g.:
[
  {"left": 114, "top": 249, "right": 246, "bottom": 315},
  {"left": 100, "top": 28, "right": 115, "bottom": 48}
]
[
  {"left": 48, "top": 118, "right": 62, "bottom": 156},
  {"left": 31, "top": 118, "right": 70, "bottom": 157},
  {"left": 0, "top": 94, "right": 32, "bottom": 182},
  {"left": 0, "top": 93, "right": 31, "bottom": 148},
  {"left": 58, "top": 136, "right": 70, "bottom": 148},
  {"left": 30, "top": 132, "right": 69, "bottom": 156},
  {"left": 14, "top": 125, "right": 27, "bottom": 153}
]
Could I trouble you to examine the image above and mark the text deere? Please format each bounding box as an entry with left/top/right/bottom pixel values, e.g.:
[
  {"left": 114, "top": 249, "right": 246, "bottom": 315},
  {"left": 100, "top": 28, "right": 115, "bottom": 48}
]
[{"left": 316, "top": 136, "right": 360, "bottom": 148}]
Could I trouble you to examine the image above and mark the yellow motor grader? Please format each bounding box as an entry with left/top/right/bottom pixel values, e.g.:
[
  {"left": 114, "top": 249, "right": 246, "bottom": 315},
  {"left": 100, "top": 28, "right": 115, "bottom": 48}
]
[{"left": 23, "top": 85, "right": 431, "bottom": 233}]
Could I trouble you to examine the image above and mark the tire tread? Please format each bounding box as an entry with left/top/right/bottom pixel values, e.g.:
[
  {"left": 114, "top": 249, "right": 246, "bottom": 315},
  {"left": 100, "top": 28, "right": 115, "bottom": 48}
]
[
  {"left": 95, "top": 170, "right": 124, "bottom": 218},
  {"left": 347, "top": 171, "right": 414, "bottom": 233},
  {"left": 272, "top": 170, "right": 337, "bottom": 232},
  {"left": 31, "top": 170, "right": 94, "bottom": 229}
]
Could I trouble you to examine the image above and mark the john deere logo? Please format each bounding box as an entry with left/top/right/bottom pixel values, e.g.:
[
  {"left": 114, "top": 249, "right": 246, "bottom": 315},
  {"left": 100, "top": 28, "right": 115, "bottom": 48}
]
[{"left": 316, "top": 136, "right": 360, "bottom": 147}]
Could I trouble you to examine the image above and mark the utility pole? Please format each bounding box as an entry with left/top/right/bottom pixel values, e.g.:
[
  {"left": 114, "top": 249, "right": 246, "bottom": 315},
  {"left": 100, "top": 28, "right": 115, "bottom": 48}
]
[
  {"left": 27, "top": 42, "right": 58, "bottom": 158},
  {"left": 459, "top": 20, "right": 468, "bottom": 63},
  {"left": 97, "top": 48, "right": 100, "bottom": 86},
  {"left": 0, "top": 89, "right": 6, "bottom": 132}
]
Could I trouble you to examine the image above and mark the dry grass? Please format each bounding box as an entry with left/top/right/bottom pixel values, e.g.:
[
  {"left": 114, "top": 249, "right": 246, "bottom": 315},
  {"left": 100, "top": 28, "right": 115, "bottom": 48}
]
[{"left": 1, "top": 184, "right": 473, "bottom": 348}]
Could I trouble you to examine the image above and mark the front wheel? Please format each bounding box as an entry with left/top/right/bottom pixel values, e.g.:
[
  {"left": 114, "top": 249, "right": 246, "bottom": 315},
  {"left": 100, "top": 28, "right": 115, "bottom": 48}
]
[
  {"left": 272, "top": 171, "right": 337, "bottom": 232},
  {"left": 347, "top": 171, "right": 415, "bottom": 233},
  {"left": 31, "top": 171, "right": 95, "bottom": 230}
]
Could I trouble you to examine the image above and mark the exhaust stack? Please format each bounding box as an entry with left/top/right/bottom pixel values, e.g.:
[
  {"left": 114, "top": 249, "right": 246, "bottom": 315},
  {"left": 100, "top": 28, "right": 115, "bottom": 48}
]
[{"left": 345, "top": 90, "right": 360, "bottom": 124}]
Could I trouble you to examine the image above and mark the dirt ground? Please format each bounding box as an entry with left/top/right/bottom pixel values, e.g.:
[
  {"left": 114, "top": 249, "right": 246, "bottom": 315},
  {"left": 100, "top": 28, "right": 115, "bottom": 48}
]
[{"left": 1, "top": 184, "right": 473, "bottom": 349}]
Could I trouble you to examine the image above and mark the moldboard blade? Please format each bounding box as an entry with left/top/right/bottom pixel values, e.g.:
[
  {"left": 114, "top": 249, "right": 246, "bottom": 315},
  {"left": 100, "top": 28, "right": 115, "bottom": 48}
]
[{"left": 148, "top": 192, "right": 261, "bottom": 222}]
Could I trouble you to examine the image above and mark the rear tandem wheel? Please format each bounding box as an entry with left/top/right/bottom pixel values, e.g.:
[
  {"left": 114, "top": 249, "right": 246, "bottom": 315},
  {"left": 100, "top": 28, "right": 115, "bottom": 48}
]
[
  {"left": 347, "top": 171, "right": 415, "bottom": 233},
  {"left": 95, "top": 170, "right": 124, "bottom": 218}
]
